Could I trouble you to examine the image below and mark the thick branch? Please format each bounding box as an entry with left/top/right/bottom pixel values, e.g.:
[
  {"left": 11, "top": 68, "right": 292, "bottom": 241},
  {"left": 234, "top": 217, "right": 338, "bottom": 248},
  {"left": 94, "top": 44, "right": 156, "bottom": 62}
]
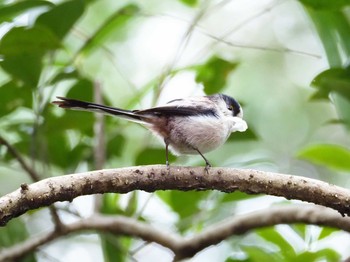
[
  {"left": 0, "top": 205, "right": 349, "bottom": 261},
  {"left": 1, "top": 165, "right": 350, "bottom": 226}
]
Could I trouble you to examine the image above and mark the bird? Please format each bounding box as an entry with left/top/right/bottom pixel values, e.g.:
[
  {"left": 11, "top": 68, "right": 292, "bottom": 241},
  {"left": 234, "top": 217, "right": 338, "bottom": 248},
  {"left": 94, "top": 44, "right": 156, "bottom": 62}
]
[{"left": 52, "top": 94, "right": 248, "bottom": 168}]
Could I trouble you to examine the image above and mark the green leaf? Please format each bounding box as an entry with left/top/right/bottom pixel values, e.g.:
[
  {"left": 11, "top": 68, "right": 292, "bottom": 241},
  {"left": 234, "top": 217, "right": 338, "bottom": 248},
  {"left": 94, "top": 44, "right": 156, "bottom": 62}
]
[
  {"left": 306, "top": 10, "right": 350, "bottom": 67},
  {"left": 333, "top": 93, "right": 350, "bottom": 130},
  {"left": 66, "top": 78, "right": 94, "bottom": 101},
  {"left": 225, "top": 258, "right": 250, "bottom": 262},
  {"left": 299, "top": 0, "right": 350, "bottom": 10},
  {"left": 101, "top": 193, "right": 123, "bottom": 214},
  {"left": 318, "top": 226, "right": 338, "bottom": 240},
  {"left": 179, "top": 0, "right": 199, "bottom": 7},
  {"left": 106, "top": 134, "right": 126, "bottom": 158},
  {"left": 221, "top": 191, "right": 257, "bottom": 203},
  {"left": 0, "top": 218, "right": 28, "bottom": 247},
  {"left": 0, "top": 26, "right": 60, "bottom": 86},
  {"left": 332, "top": 13, "right": 350, "bottom": 57},
  {"left": 125, "top": 191, "right": 138, "bottom": 216},
  {"left": 77, "top": 4, "right": 139, "bottom": 57},
  {"left": 50, "top": 68, "right": 80, "bottom": 84},
  {"left": 195, "top": 56, "right": 238, "bottom": 94},
  {"left": 0, "top": 26, "right": 60, "bottom": 56},
  {"left": 135, "top": 148, "right": 176, "bottom": 165},
  {"left": 291, "top": 224, "right": 307, "bottom": 240},
  {"left": 0, "top": 54, "right": 42, "bottom": 87},
  {"left": 0, "top": 219, "right": 35, "bottom": 261},
  {"left": 35, "top": 0, "right": 85, "bottom": 40},
  {"left": 257, "top": 227, "right": 296, "bottom": 258},
  {"left": 0, "top": 0, "right": 54, "bottom": 23},
  {"left": 48, "top": 78, "right": 94, "bottom": 134},
  {"left": 47, "top": 105, "right": 94, "bottom": 135},
  {"left": 311, "top": 67, "right": 350, "bottom": 129},
  {"left": 45, "top": 133, "right": 71, "bottom": 167},
  {"left": 295, "top": 249, "right": 340, "bottom": 262},
  {"left": 298, "top": 144, "right": 350, "bottom": 171},
  {"left": 100, "top": 234, "right": 130, "bottom": 262},
  {"left": 0, "top": 80, "right": 32, "bottom": 115},
  {"left": 241, "top": 246, "right": 282, "bottom": 262},
  {"left": 157, "top": 190, "right": 209, "bottom": 222},
  {"left": 311, "top": 67, "right": 350, "bottom": 101},
  {"left": 65, "top": 143, "right": 91, "bottom": 168}
]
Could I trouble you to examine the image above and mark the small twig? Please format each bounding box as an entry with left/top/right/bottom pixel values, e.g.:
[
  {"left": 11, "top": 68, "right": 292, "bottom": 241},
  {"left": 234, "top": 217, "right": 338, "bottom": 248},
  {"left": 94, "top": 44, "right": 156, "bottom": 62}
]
[
  {"left": 200, "top": 30, "right": 322, "bottom": 58},
  {"left": 156, "top": 0, "right": 211, "bottom": 95},
  {"left": 0, "top": 135, "right": 41, "bottom": 182},
  {"left": 48, "top": 206, "right": 64, "bottom": 231},
  {"left": 93, "top": 80, "right": 106, "bottom": 171},
  {"left": 93, "top": 80, "right": 106, "bottom": 213}
]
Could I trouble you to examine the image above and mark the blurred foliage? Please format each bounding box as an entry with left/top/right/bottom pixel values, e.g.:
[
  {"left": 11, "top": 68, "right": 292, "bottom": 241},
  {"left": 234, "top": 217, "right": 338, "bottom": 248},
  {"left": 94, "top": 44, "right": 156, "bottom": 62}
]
[
  {"left": 180, "top": 0, "right": 199, "bottom": 7},
  {"left": 0, "top": 1, "right": 54, "bottom": 23},
  {"left": 195, "top": 56, "right": 239, "bottom": 94},
  {"left": 0, "top": 219, "right": 35, "bottom": 262},
  {"left": 299, "top": 0, "right": 350, "bottom": 10},
  {"left": 0, "top": 0, "right": 349, "bottom": 261},
  {"left": 298, "top": 144, "right": 350, "bottom": 171},
  {"left": 312, "top": 66, "right": 350, "bottom": 101}
]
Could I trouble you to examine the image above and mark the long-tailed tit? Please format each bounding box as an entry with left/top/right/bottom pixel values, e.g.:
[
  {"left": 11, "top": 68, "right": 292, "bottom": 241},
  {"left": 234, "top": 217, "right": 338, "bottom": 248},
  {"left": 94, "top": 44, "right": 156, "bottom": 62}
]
[{"left": 53, "top": 94, "right": 248, "bottom": 168}]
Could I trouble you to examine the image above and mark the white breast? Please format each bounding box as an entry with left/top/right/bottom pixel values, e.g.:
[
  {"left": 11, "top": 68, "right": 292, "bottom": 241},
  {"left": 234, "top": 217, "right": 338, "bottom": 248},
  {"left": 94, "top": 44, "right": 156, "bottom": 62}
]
[{"left": 167, "top": 114, "right": 233, "bottom": 155}]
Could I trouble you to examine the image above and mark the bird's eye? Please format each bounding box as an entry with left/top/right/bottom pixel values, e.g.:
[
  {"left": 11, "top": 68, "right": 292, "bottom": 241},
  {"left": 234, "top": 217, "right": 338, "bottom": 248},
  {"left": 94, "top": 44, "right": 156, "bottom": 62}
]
[{"left": 228, "top": 105, "right": 233, "bottom": 111}]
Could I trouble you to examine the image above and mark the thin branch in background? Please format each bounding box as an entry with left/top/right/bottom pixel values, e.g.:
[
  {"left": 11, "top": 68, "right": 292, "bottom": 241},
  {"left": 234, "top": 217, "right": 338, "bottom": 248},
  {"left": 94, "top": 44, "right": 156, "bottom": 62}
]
[
  {"left": 156, "top": 0, "right": 211, "bottom": 97},
  {"left": 72, "top": 27, "right": 138, "bottom": 93},
  {"left": 37, "top": 249, "right": 61, "bottom": 262},
  {"left": 134, "top": 193, "right": 154, "bottom": 219},
  {"left": 55, "top": 205, "right": 83, "bottom": 218},
  {"left": 48, "top": 206, "right": 64, "bottom": 231},
  {"left": 93, "top": 80, "right": 106, "bottom": 171},
  {"left": 31, "top": 52, "right": 58, "bottom": 173},
  {"left": 93, "top": 80, "right": 106, "bottom": 213},
  {"left": 0, "top": 205, "right": 349, "bottom": 261},
  {"left": 192, "top": 0, "right": 287, "bottom": 60},
  {"left": 222, "top": 0, "right": 286, "bottom": 38},
  {"left": 0, "top": 135, "right": 40, "bottom": 182},
  {"left": 200, "top": 31, "right": 322, "bottom": 58},
  {"left": 148, "top": 1, "right": 320, "bottom": 61},
  {"left": 130, "top": 241, "right": 151, "bottom": 257}
]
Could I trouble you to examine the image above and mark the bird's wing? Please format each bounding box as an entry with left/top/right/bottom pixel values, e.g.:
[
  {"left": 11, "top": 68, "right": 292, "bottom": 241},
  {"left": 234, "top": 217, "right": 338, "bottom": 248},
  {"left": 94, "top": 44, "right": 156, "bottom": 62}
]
[{"left": 137, "top": 105, "right": 218, "bottom": 117}]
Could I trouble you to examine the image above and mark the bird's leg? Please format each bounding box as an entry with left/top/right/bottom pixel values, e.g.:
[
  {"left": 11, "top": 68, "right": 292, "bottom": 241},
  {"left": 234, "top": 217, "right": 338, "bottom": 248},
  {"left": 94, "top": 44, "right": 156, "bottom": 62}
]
[
  {"left": 194, "top": 148, "right": 211, "bottom": 173},
  {"left": 164, "top": 139, "right": 170, "bottom": 167}
]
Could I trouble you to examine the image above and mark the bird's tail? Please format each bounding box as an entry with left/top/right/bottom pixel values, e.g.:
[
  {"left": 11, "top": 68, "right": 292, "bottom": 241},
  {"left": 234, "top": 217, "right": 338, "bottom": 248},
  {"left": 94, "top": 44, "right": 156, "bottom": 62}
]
[{"left": 52, "top": 97, "right": 145, "bottom": 123}]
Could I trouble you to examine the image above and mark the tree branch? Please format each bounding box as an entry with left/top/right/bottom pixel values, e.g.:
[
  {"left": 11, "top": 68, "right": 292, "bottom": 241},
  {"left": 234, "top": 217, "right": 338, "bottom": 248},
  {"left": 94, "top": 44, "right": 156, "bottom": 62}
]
[
  {"left": 0, "top": 205, "right": 349, "bottom": 261},
  {"left": 0, "top": 135, "right": 64, "bottom": 230},
  {"left": 176, "top": 204, "right": 350, "bottom": 259},
  {"left": 1, "top": 165, "right": 350, "bottom": 226}
]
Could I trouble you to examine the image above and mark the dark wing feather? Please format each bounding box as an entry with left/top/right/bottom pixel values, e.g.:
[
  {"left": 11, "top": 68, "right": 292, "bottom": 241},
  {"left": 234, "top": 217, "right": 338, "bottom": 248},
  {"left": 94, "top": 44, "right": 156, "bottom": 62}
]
[{"left": 136, "top": 106, "right": 218, "bottom": 117}]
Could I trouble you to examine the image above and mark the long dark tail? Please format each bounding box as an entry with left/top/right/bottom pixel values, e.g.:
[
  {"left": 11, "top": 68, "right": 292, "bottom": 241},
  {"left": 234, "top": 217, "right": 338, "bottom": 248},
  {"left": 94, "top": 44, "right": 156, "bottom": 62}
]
[{"left": 52, "top": 97, "right": 145, "bottom": 123}]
